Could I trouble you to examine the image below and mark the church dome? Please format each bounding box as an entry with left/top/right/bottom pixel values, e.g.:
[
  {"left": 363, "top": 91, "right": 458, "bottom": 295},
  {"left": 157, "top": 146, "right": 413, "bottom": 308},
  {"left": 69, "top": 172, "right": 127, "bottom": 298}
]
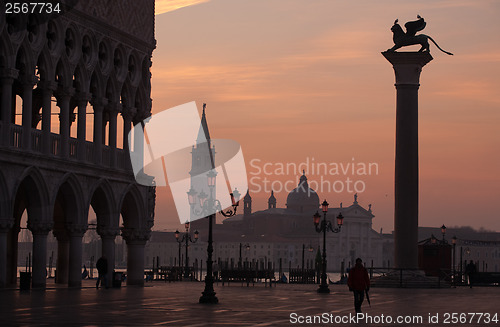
[{"left": 286, "top": 172, "right": 320, "bottom": 214}]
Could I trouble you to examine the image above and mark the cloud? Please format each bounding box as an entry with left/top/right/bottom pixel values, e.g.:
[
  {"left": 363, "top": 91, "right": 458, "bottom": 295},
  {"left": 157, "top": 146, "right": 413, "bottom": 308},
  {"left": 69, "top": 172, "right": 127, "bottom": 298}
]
[{"left": 155, "top": 0, "right": 210, "bottom": 15}]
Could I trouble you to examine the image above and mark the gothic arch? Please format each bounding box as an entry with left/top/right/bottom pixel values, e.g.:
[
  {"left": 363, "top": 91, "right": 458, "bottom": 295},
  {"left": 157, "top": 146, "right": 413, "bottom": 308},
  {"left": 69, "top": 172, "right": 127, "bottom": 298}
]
[
  {"left": 73, "top": 64, "right": 90, "bottom": 94},
  {"left": 12, "top": 166, "right": 50, "bottom": 224},
  {"left": 120, "top": 81, "right": 134, "bottom": 108},
  {"left": 89, "top": 178, "right": 118, "bottom": 229},
  {"left": 15, "top": 41, "right": 36, "bottom": 80},
  {"left": 55, "top": 57, "right": 73, "bottom": 88},
  {"left": 36, "top": 48, "right": 55, "bottom": 82},
  {"left": 134, "top": 85, "right": 146, "bottom": 123},
  {"left": 105, "top": 75, "right": 120, "bottom": 104},
  {"left": 90, "top": 69, "right": 105, "bottom": 99},
  {"left": 53, "top": 173, "right": 86, "bottom": 226},
  {"left": 0, "top": 31, "right": 15, "bottom": 68},
  {"left": 119, "top": 183, "right": 145, "bottom": 229}
]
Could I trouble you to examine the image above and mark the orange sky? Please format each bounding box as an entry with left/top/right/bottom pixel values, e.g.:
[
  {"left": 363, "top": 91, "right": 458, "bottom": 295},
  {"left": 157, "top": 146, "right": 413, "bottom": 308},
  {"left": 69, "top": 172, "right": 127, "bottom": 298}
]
[{"left": 151, "top": 0, "right": 500, "bottom": 233}]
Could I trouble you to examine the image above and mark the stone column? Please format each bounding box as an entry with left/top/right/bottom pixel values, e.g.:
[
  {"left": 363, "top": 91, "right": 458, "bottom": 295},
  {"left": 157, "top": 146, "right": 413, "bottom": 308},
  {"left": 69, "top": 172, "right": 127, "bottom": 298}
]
[
  {"left": 76, "top": 93, "right": 90, "bottom": 162},
  {"left": 56, "top": 87, "right": 74, "bottom": 158},
  {"left": 133, "top": 117, "right": 145, "bottom": 175},
  {"left": 39, "top": 81, "right": 57, "bottom": 155},
  {"left": 53, "top": 230, "right": 69, "bottom": 284},
  {"left": 0, "top": 220, "right": 14, "bottom": 288},
  {"left": 98, "top": 227, "right": 119, "bottom": 288},
  {"left": 29, "top": 222, "right": 52, "bottom": 288},
  {"left": 107, "top": 103, "right": 121, "bottom": 168},
  {"left": 67, "top": 226, "right": 86, "bottom": 288},
  {"left": 122, "top": 107, "right": 136, "bottom": 153},
  {"left": 21, "top": 78, "right": 37, "bottom": 150},
  {"left": 91, "top": 98, "right": 107, "bottom": 164},
  {"left": 0, "top": 69, "right": 18, "bottom": 146},
  {"left": 383, "top": 51, "right": 433, "bottom": 269},
  {"left": 123, "top": 229, "right": 150, "bottom": 286}
]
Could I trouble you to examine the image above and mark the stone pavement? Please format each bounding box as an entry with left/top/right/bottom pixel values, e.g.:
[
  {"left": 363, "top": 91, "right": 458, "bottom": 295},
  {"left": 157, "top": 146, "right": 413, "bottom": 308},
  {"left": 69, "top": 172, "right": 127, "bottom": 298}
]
[{"left": 1, "top": 280, "right": 499, "bottom": 326}]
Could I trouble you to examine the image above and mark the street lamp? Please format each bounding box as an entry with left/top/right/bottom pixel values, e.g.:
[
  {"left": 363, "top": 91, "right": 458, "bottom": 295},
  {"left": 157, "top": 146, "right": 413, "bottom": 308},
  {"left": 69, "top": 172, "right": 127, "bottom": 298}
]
[
  {"left": 451, "top": 235, "right": 457, "bottom": 286},
  {"left": 441, "top": 224, "right": 447, "bottom": 242},
  {"left": 175, "top": 221, "right": 199, "bottom": 279},
  {"left": 188, "top": 169, "right": 240, "bottom": 304},
  {"left": 313, "top": 200, "right": 343, "bottom": 293},
  {"left": 239, "top": 243, "right": 250, "bottom": 268}
]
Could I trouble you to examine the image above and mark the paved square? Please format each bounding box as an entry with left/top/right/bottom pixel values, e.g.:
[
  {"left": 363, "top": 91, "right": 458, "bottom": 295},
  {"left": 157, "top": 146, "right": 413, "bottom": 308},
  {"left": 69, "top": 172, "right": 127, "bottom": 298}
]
[{"left": 1, "top": 281, "right": 499, "bottom": 326}]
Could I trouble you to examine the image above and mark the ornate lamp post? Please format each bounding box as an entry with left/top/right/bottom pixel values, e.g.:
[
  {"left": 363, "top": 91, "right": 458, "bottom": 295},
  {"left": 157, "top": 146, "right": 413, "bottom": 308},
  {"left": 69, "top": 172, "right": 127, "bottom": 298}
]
[
  {"left": 313, "top": 200, "right": 343, "bottom": 293},
  {"left": 175, "top": 221, "right": 199, "bottom": 279},
  {"left": 451, "top": 235, "right": 457, "bottom": 286},
  {"left": 188, "top": 169, "right": 241, "bottom": 304}
]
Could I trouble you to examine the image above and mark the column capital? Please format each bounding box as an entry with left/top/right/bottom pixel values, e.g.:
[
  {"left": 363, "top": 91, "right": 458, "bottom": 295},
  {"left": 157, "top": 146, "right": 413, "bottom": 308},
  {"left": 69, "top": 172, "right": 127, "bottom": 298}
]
[
  {"left": 37, "top": 80, "right": 58, "bottom": 92},
  {"left": 74, "top": 92, "right": 91, "bottom": 104},
  {"left": 67, "top": 224, "right": 87, "bottom": 237},
  {"left": 382, "top": 51, "right": 433, "bottom": 85},
  {"left": 0, "top": 219, "right": 14, "bottom": 232},
  {"left": 107, "top": 102, "right": 122, "bottom": 114},
  {"left": 52, "top": 228, "right": 69, "bottom": 241},
  {"left": 133, "top": 111, "right": 150, "bottom": 125},
  {"left": 90, "top": 97, "right": 108, "bottom": 110},
  {"left": 97, "top": 226, "right": 120, "bottom": 239},
  {"left": 121, "top": 106, "right": 137, "bottom": 122},
  {"left": 0, "top": 68, "right": 19, "bottom": 82},
  {"left": 122, "top": 228, "right": 151, "bottom": 245},
  {"left": 19, "top": 75, "right": 39, "bottom": 88},
  {"left": 55, "top": 86, "right": 75, "bottom": 100},
  {"left": 28, "top": 221, "right": 53, "bottom": 235}
]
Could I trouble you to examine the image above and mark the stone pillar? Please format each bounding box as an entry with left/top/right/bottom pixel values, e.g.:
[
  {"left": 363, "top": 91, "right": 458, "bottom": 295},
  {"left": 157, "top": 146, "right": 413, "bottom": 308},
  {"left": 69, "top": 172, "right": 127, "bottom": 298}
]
[
  {"left": 68, "top": 225, "right": 86, "bottom": 287},
  {"left": 39, "top": 81, "right": 57, "bottom": 155},
  {"left": 98, "top": 227, "right": 119, "bottom": 288},
  {"left": 54, "top": 231, "right": 69, "bottom": 284},
  {"left": 122, "top": 107, "right": 136, "bottom": 153},
  {"left": 0, "top": 69, "right": 18, "bottom": 146},
  {"left": 107, "top": 103, "right": 120, "bottom": 168},
  {"left": 383, "top": 51, "right": 433, "bottom": 269},
  {"left": 123, "top": 229, "right": 150, "bottom": 286},
  {"left": 56, "top": 87, "right": 74, "bottom": 158},
  {"left": 133, "top": 118, "right": 144, "bottom": 174},
  {"left": 91, "top": 98, "right": 107, "bottom": 164},
  {"left": 76, "top": 93, "right": 90, "bottom": 162},
  {"left": 21, "top": 78, "right": 37, "bottom": 150},
  {"left": 29, "top": 222, "right": 52, "bottom": 289},
  {"left": 0, "top": 220, "right": 14, "bottom": 288}
]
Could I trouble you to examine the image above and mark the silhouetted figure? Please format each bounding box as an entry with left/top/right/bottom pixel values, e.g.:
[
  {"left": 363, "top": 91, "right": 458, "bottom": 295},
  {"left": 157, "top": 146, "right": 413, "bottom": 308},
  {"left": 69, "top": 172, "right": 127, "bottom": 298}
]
[
  {"left": 465, "top": 260, "right": 477, "bottom": 288},
  {"left": 347, "top": 258, "right": 370, "bottom": 313},
  {"left": 82, "top": 265, "right": 88, "bottom": 279},
  {"left": 96, "top": 256, "right": 108, "bottom": 289}
]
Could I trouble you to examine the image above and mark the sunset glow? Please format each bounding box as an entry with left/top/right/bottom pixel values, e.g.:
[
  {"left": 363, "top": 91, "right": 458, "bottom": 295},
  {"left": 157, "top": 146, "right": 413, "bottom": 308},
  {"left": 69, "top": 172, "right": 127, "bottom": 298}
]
[{"left": 152, "top": 0, "right": 500, "bottom": 232}]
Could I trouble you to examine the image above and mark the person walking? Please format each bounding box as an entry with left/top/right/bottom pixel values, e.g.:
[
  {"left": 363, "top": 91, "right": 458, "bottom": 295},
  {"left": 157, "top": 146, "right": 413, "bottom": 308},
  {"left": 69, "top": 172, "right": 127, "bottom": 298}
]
[
  {"left": 96, "top": 255, "right": 108, "bottom": 289},
  {"left": 347, "top": 258, "right": 370, "bottom": 313},
  {"left": 465, "top": 260, "right": 476, "bottom": 288}
]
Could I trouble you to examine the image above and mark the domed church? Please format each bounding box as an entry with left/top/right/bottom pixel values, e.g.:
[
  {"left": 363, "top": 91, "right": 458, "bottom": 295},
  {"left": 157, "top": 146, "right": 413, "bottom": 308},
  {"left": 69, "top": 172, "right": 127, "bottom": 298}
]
[
  {"left": 189, "top": 170, "right": 388, "bottom": 271},
  {"left": 286, "top": 171, "right": 320, "bottom": 214}
]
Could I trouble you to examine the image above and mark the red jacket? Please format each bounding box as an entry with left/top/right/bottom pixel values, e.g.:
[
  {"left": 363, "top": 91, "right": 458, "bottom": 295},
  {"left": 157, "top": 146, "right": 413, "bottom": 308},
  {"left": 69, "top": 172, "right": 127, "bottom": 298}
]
[{"left": 347, "top": 265, "right": 370, "bottom": 291}]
